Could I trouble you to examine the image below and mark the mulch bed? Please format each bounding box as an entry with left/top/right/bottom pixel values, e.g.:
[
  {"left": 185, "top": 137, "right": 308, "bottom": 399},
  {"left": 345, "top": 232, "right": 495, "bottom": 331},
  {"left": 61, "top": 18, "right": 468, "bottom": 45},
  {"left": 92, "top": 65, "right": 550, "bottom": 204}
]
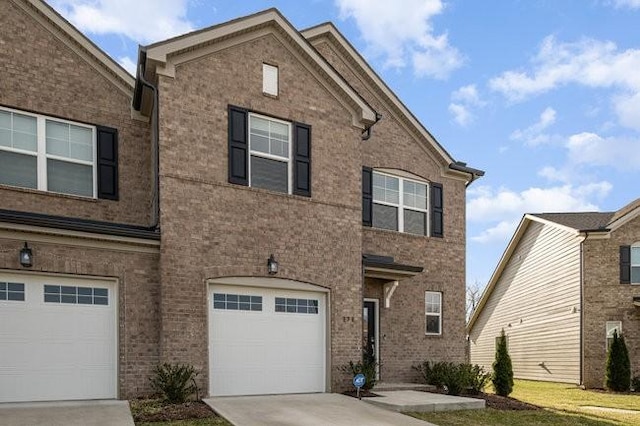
[
  {"left": 473, "top": 393, "right": 540, "bottom": 410},
  {"left": 130, "top": 399, "right": 219, "bottom": 423},
  {"left": 342, "top": 389, "right": 380, "bottom": 398}
]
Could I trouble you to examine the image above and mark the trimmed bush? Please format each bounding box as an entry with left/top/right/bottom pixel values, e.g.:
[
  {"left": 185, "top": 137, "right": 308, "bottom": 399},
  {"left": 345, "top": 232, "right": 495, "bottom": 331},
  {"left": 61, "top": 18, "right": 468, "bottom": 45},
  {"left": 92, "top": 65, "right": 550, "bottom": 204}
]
[
  {"left": 150, "top": 363, "right": 199, "bottom": 403},
  {"left": 492, "top": 329, "right": 514, "bottom": 397},
  {"left": 341, "top": 357, "right": 379, "bottom": 391},
  {"left": 605, "top": 329, "right": 631, "bottom": 392},
  {"left": 412, "top": 361, "right": 490, "bottom": 396},
  {"left": 462, "top": 363, "right": 491, "bottom": 394}
]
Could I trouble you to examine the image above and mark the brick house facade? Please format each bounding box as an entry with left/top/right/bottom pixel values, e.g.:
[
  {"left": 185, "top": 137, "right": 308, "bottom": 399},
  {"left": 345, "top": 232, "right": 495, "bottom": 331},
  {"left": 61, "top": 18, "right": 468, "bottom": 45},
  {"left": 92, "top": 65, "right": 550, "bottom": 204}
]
[
  {"left": 0, "top": 0, "right": 482, "bottom": 402},
  {"left": 468, "top": 200, "right": 640, "bottom": 388}
]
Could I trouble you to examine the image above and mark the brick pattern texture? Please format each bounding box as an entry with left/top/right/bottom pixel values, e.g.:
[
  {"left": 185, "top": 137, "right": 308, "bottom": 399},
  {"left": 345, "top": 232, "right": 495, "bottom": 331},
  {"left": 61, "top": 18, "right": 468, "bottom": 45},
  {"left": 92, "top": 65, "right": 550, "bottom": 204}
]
[{"left": 583, "top": 217, "right": 640, "bottom": 388}]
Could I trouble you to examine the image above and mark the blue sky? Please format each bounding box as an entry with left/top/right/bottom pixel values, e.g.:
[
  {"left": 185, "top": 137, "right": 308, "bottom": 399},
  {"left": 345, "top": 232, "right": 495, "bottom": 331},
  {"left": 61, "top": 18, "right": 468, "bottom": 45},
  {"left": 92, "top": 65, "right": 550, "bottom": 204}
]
[{"left": 47, "top": 0, "right": 640, "bottom": 291}]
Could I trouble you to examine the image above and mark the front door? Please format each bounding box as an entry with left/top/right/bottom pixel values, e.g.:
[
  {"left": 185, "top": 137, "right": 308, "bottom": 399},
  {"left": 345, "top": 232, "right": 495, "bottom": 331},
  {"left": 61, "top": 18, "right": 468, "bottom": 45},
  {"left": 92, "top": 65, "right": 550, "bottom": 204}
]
[{"left": 363, "top": 300, "right": 377, "bottom": 364}]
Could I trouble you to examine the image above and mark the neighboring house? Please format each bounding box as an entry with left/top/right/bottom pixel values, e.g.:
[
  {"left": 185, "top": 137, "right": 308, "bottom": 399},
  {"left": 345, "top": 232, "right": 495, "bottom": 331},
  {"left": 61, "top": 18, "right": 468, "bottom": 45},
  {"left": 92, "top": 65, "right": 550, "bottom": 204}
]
[
  {"left": 0, "top": 0, "right": 483, "bottom": 403},
  {"left": 468, "top": 199, "right": 640, "bottom": 388}
]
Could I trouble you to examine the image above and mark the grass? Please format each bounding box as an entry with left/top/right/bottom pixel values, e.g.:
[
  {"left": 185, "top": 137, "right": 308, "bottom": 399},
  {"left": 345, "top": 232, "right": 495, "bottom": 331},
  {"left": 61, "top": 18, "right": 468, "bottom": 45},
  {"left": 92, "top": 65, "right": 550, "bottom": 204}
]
[
  {"left": 411, "top": 379, "right": 640, "bottom": 426},
  {"left": 137, "top": 420, "right": 230, "bottom": 426}
]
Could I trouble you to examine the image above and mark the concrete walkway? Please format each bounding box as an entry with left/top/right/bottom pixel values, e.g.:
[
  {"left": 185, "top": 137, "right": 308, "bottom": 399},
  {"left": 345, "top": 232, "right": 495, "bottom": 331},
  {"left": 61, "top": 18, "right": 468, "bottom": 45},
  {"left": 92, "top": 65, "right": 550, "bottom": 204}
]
[
  {"left": 0, "top": 400, "right": 134, "bottom": 426},
  {"left": 365, "top": 390, "right": 485, "bottom": 412},
  {"left": 205, "top": 393, "right": 436, "bottom": 426}
]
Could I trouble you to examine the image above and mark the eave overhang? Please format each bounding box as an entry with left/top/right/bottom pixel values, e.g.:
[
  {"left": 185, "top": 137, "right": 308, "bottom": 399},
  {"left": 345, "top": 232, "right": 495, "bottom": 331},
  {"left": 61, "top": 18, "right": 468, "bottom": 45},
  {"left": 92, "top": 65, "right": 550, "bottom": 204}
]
[{"left": 363, "top": 254, "right": 423, "bottom": 281}]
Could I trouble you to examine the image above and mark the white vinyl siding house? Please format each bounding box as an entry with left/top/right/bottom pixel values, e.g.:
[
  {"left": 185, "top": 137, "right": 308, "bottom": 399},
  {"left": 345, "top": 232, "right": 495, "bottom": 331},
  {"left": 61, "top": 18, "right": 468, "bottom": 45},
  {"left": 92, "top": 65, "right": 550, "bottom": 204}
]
[{"left": 469, "top": 219, "right": 582, "bottom": 384}]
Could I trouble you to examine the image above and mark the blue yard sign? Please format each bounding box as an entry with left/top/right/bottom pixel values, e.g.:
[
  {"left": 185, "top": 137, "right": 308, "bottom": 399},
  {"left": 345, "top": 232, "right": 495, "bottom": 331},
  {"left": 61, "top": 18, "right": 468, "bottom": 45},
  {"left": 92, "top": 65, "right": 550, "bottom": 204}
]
[{"left": 353, "top": 373, "right": 366, "bottom": 399}]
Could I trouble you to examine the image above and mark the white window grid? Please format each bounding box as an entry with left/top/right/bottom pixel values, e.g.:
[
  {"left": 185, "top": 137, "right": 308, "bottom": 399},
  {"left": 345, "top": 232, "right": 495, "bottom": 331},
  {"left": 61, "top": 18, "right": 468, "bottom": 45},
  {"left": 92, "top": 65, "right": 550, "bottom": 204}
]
[
  {"left": 605, "top": 321, "right": 622, "bottom": 349},
  {"left": 0, "top": 106, "right": 97, "bottom": 197},
  {"left": 631, "top": 244, "right": 640, "bottom": 284},
  {"left": 372, "top": 171, "right": 429, "bottom": 235},
  {"left": 425, "top": 291, "right": 442, "bottom": 335},
  {"left": 248, "top": 112, "right": 292, "bottom": 193}
]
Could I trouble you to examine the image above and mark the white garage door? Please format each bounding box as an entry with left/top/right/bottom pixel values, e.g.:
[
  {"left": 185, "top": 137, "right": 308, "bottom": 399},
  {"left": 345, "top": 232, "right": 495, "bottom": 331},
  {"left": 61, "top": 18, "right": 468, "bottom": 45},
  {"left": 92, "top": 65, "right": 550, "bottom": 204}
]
[
  {"left": 209, "top": 284, "right": 326, "bottom": 396},
  {"left": 0, "top": 273, "right": 117, "bottom": 403}
]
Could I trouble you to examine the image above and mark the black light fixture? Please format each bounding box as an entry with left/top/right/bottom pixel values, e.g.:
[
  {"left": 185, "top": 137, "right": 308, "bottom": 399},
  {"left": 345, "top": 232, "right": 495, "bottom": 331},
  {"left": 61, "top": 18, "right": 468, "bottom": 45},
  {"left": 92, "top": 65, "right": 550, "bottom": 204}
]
[
  {"left": 19, "top": 242, "right": 33, "bottom": 268},
  {"left": 267, "top": 254, "right": 278, "bottom": 275}
]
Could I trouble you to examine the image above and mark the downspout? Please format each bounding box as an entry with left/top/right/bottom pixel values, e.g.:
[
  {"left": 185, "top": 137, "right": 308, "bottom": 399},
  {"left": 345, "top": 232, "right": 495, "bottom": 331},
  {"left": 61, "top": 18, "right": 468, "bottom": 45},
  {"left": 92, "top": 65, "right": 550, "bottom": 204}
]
[
  {"left": 579, "top": 231, "right": 588, "bottom": 387},
  {"left": 448, "top": 162, "right": 485, "bottom": 187},
  {"left": 361, "top": 113, "right": 382, "bottom": 141},
  {"left": 134, "top": 48, "right": 160, "bottom": 230}
]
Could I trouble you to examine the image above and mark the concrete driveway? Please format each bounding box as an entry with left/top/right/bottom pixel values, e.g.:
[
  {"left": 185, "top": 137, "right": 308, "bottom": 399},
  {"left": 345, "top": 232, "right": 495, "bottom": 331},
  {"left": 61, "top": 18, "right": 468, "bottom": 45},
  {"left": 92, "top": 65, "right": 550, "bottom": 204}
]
[
  {"left": 205, "top": 393, "right": 436, "bottom": 426},
  {"left": 0, "top": 400, "right": 134, "bottom": 426}
]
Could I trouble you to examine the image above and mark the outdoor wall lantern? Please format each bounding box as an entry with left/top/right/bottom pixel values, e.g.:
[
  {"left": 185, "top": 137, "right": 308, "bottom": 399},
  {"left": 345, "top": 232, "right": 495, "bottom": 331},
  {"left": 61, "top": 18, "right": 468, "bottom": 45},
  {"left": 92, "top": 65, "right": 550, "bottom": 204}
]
[
  {"left": 267, "top": 254, "right": 278, "bottom": 275},
  {"left": 19, "top": 242, "right": 33, "bottom": 268}
]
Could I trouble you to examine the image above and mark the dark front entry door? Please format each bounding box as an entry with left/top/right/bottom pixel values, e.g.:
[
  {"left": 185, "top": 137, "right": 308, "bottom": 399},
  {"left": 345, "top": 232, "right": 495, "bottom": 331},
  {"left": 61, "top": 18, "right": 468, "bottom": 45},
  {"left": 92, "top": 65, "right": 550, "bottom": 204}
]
[{"left": 363, "top": 300, "right": 377, "bottom": 363}]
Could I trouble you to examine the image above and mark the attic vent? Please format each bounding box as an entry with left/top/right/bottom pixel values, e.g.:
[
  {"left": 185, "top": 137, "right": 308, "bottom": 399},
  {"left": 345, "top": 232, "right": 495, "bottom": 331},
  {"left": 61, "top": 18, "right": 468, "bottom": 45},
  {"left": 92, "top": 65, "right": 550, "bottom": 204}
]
[{"left": 263, "top": 63, "right": 278, "bottom": 96}]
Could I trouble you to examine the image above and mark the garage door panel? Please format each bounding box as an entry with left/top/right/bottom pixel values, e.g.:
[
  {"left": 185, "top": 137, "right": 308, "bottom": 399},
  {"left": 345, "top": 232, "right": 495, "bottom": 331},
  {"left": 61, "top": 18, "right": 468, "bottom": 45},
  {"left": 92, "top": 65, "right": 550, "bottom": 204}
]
[
  {"left": 0, "top": 274, "right": 116, "bottom": 403},
  {"left": 210, "top": 284, "right": 326, "bottom": 396}
]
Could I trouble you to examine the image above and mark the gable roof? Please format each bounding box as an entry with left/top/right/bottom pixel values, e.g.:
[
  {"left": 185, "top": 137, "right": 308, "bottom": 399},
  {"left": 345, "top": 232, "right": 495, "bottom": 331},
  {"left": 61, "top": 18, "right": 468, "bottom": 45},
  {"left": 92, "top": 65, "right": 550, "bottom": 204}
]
[
  {"left": 529, "top": 212, "right": 614, "bottom": 231},
  {"left": 15, "top": 0, "right": 135, "bottom": 95},
  {"left": 301, "top": 23, "right": 484, "bottom": 182},
  {"left": 467, "top": 197, "right": 640, "bottom": 331},
  {"left": 138, "top": 8, "right": 376, "bottom": 128}
]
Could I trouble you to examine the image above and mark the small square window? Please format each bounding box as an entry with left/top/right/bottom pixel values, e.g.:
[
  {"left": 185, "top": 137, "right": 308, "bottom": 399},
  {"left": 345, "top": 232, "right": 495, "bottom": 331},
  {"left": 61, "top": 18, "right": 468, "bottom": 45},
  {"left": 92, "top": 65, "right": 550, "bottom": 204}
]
[{"left": 263, "top": 63, "right": 278, "bottom": 96}]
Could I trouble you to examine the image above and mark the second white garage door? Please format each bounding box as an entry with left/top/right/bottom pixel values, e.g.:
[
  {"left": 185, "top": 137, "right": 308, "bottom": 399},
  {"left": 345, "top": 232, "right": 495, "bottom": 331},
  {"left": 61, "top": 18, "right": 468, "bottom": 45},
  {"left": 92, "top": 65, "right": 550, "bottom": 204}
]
[
  {"left": 0, "top": 273, "right": 117, "bottom": 403},
  {"left": 209, "top": 284, "right": 326, "bottom": 396}
]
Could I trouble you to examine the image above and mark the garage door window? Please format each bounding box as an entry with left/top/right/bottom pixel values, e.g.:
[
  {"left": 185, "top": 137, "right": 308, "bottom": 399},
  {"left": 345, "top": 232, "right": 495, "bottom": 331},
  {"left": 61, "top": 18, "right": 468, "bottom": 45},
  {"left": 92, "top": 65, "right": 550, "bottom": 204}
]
[
  {"left": 275, "top": 297, "right": 319, "bottom": 314},
  {"left": 44, "top": 285, "right": 108, "bottom": 305},
  {"left": 0, "top": 282, "right": 25, "bottom": 301},
  {"left": 213, "top": 293, "right": 262, "bottom": 311}
]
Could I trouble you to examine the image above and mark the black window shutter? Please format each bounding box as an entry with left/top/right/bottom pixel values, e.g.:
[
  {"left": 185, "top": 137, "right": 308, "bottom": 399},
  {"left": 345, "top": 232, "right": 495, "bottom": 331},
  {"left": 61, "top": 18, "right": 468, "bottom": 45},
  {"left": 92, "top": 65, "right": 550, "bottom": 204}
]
[
  {"left": 431, "top": 182, "right": 443, "bottom": 238},
  {"left": 620, "top": 245, "right": 631, "bottom": 284},
  {"left": 293, "top": 122, "right": 311, "bottom": 197},
  {"left": 96, "top": 126, "right": 118, "bottom": 200},
  {"left": 362, "top": 167, "right": 373, "bottom": 227},
  {"left": 228, "top": 105, "right": 248, "bottom": 186}
]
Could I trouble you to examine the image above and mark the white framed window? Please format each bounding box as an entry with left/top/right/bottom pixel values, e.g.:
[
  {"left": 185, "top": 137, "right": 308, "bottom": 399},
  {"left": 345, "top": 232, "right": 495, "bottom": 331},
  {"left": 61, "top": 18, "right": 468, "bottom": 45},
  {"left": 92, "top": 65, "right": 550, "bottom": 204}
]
[
  {"left": 606, "top": 321, "right": 622, "bottom": 349},
  {"left": 0, "top": 282, "right": 25, "bottom": 302},
  {"left": 425, "top": 291, "right": 442, "bottom": 335},
  {"left": 631, "top": 245, "right": 640, "bottom": 284},
  {"left": 372, "top": 171, "right": 428, "bottom": 235},
  {"left": 0, "top": 106, "right": 96, "bottom": 197},
  {"left": 263, "top": 63, "right": 278, "bottom": 96},
  {"left": 248, "top": 113, "right": 291, "bottom": 194}
]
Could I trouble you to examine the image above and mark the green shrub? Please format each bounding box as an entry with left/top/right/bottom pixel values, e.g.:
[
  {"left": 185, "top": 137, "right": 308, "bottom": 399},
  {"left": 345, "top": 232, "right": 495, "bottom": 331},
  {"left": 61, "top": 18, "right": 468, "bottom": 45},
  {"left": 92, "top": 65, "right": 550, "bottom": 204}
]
[
  {"left": 461, "top": 363, "right": 491, "bottom": 394},
  {"left": 605, "top": 329, "right": 631, "bottom": 392},
  {"left": 492, "top": 329, "right": 514, "bottom": 397},
  {"left": 150, "top": 363, "right": 199, "bottom": 403},
  {"left": 341, "top": 357, "right": 379, "bottom": 391}
]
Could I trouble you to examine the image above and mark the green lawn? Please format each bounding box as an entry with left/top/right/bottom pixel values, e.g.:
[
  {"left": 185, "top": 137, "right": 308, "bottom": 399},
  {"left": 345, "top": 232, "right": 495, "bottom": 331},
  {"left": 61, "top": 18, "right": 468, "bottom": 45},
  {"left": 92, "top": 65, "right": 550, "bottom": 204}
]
[{"left": 411, "top": 379, "right": 640, "bottom": 426}]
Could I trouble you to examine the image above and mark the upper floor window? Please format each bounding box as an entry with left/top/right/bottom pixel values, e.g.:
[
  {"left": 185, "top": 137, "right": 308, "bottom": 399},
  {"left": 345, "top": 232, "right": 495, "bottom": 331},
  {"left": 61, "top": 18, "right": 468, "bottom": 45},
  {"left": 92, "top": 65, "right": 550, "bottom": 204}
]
[
  {"left": 249, "top": 114, "right": 290, "bottom": 194},
  {"left": 0, "top": 107, "right": 96, "bottom": 197},
  {"left": 372, "top": 171, "right": 428, "bottom": 235},
  {"left": 228, "top": 105, "right": 311, "bottom": 197},
  {"left": 631, "top": 245, "right": 640, "bottom": 284}
]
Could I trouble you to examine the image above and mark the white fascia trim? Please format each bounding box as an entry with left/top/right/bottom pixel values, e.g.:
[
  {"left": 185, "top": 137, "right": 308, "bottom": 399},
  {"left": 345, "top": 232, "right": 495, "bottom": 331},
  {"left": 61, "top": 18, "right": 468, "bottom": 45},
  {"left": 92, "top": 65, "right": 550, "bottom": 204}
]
[
  {"left": 302, "top": 24, "right": 455, "bottom": 166},
  {"left": 524, "top": 214, "right": 583, "bottom": 235},
  {"left": 0, "top": 222, "right": 160, "bottom": 253},
  {"left": 145, "top": 10, "right": 376, "bottom": 127},
  {"left": 18, "top": 0, "right": 134, "bottom": 93},
  {"left": 608, "top": 206, "right": 640, "bottom": 232}
]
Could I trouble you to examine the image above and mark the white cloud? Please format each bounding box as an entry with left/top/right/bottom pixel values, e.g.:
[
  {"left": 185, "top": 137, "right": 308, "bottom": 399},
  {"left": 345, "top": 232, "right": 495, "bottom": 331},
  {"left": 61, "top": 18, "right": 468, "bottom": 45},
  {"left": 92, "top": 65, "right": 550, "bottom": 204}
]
[
  {"left": 118, "top": 56, "right": 136, "bottom": 76},
  {"left": 449, "top": 84, "right": 485, "bottom": 126},
  {"left": 51, "top": 0, "right": 194, "bottom": 44},
  {"left": 489, "top": 36, "right": 640, "bottom": 98},
  {"left": 336, "top": 0, "right": 463, "bottom": 79},
  {"left": 448, "top": 103, "right": 472, "bottom": 126},
  {"left": 467, "top": 183, "right": 611, "bottom": 224},
  {"left": 510, "top": 107, "right": 557, "bottom": 146},
  {"left": 614, "top": 92, "right": 640, "bottom": 131},
  {"left": 610, "top": 0, "right": 640, "bottom": 9},
  {"left": 566, "top": 132, "right": 640, "bottom": 170},
  {"left": 471, "top": 219, "right": 519, "bottom": 243}
]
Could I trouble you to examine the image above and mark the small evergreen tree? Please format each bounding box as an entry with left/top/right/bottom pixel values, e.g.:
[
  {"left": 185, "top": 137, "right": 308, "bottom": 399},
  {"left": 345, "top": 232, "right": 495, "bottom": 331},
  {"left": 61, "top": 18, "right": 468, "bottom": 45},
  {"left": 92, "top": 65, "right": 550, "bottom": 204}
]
[
  {"left": 605, "top": 329, "right": 631, "bottom": 391},
  {"left": 492, "top": 329, "right": 514, "bottom": 397}
]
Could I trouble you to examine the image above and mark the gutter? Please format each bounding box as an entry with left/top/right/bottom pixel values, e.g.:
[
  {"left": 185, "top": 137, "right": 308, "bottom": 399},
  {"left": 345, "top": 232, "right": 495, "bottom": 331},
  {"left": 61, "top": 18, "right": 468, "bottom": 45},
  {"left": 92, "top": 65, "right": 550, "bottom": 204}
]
[
  {"left": 361, "top": 113, "right": 383, "bottom": 141},
  {"left": 449, "top": 161, "right": 485, "bottom": 187},
  {"left": 132, "top": 48, "right": 160, "bottom": 230}
]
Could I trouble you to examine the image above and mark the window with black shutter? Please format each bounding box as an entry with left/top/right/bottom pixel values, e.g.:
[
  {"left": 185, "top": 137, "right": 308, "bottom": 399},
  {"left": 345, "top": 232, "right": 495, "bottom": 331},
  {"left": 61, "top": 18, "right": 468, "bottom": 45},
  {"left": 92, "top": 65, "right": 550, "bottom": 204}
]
[
  {"left": 97, "top": 126, "right": 118, "bottom": 200},
  {"left": 228, "top": 105, "right": 311, "bottom": 197},
  {"left": 430, "top": 183, "right": 443, "bottom": 238}
]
